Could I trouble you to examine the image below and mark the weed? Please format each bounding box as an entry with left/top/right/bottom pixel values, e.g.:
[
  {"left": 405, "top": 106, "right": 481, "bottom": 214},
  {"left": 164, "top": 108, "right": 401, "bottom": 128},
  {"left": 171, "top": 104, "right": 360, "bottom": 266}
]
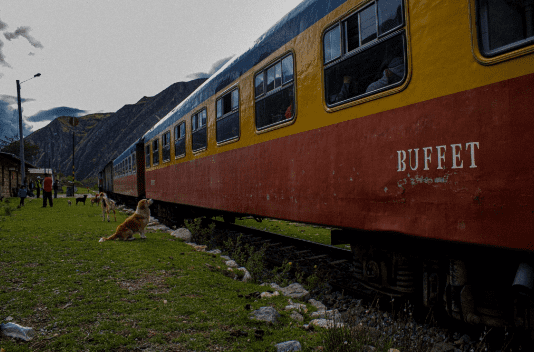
[
  {"left": 222, "top": 233, "right": 267, "bottom": 283},
  {"left": 185, "top": 217, "right": 215, "bottom": 244}
]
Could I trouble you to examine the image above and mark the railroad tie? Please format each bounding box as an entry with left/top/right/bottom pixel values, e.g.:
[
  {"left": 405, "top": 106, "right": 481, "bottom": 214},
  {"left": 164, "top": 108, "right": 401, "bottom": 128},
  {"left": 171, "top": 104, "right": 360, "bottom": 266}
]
[
  {"left": 294, "top": 250, "right": 311, "bottom": 256},
  {"left": 267, "top": 242, "right": 282, "bottom": 248},
  {"left": 328, "top": 259, "right": 348, "bottom": 266},
  {"left": 280, "top": 246, "right": 295, "bottom": 251},
  {"left": 305, "top": 254, "right": 328, "bottom": 261}
]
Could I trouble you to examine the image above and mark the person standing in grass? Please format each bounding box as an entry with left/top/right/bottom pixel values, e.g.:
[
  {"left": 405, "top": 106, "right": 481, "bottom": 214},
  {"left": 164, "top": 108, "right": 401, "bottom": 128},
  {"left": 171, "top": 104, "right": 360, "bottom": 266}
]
[
  {"left": 42, "top": 174, "right": 53, "bottom": 208},
  {"left": 18, "top": 185, "right": 27, "bottom": 206},
  {"left": 53, "top": 180, "right": 59, "bottom": 199},
  {"left": 36, "top": 177, "right": 42, "bottom": 198}
]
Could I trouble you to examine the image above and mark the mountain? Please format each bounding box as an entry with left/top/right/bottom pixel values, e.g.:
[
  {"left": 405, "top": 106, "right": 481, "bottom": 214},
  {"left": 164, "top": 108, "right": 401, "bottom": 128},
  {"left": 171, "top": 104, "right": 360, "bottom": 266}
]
[{"left": 25, "top": 78, "right": 207, "bottom": 181}]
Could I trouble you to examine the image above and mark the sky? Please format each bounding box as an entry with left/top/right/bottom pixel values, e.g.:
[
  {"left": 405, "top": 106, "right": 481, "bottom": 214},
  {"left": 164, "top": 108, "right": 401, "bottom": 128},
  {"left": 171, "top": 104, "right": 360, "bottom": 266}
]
[{"left": 0, "top": 0, "right": 303, "bottom": 141}]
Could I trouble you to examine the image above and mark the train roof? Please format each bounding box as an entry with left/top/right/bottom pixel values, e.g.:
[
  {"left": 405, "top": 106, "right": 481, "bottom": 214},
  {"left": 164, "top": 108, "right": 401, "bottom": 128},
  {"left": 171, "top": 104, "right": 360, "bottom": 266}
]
[
  {"left": 143, "top": 0, "right": 346, "bottom": 142},
  {"left": 114, "top": 139, "right": 142, "bottom": 166}
]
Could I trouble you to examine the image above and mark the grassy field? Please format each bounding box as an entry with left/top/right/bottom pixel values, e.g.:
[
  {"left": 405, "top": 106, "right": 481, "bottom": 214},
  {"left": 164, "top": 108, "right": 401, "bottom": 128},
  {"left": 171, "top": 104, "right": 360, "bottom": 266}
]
[
  {"left": 0, "top": 197, "right": 334, "bottom": 351},
  {"left": 230, "top": 217, "right": 351, "bottom": 250}
]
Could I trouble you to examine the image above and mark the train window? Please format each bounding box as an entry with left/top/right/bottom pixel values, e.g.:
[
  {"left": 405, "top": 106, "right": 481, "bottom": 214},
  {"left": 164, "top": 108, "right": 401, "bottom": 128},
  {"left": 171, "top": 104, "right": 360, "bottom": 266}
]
[
  {"left": 174, "top": 121, "right": 186, "bottom": 158},
  {"left": 324, "top": 25, "right": 341, "bottom": 63},
  {"left": 255, "top": 53, "right": 295, "bottom": 130},
  {"left": 216, "top": 88, "right": 240, "bottom": 144},
  {"left": 128, "top": 157, "right": 131, "bottom": 172},
  {"left": 324, "top": 0, "right": 406, "bottom": 107},
  {"left": 132, "top": 151, "right": 136, "bottom": 173},
  {"left": 476, "top": 0, "right": 534, "bottom": 57},
  {"left": 162, "top": 131, "right": 171, "bottom": 162},
  {"left": 152, "top": 139, "right": 159, "bottom": 166},
  {"left": 191, "top": 109, "right": 207, "bottom": 152},
  {"left": 145, "top": 145, "right": 150, "bottom": 168},
  {"left": 360, "top": 4, "right": 377, "bottom": 45}
]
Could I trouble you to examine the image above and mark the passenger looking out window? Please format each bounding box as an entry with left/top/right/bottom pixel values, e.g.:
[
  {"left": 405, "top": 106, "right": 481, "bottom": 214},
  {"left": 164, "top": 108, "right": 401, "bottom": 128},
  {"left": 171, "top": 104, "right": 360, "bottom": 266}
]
[
  {"left": 255, "top": 53, "right": 295, "bottom": 130},
  {"left": 324, "top": 0, "right": 406, "bottom": 106}
]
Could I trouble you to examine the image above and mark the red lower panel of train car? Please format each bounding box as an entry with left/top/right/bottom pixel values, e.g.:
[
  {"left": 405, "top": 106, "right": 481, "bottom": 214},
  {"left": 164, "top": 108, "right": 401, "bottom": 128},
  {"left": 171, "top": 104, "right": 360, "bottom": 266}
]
[
  {"left": 146, "top": 73, "right": 534, "bottom": 252},
  {"left": 113, "top": 174, "right": 138, "bottom": 197}
]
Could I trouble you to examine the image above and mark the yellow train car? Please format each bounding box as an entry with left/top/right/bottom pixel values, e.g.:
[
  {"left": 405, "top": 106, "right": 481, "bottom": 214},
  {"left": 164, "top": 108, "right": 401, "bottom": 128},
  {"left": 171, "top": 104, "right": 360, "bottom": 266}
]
[{"left": 136, "top": 0, "right": 534, "bottom": 330}]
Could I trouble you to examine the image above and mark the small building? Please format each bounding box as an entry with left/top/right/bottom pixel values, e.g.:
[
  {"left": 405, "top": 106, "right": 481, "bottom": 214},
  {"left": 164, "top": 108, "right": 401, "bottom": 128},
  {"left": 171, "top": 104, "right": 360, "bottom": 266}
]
[
  {"left": 0, "top": 152, "right": 37, "bottom": 198},
  {"left": 27, "top": 168, "right": 56, "bottom": 183}
]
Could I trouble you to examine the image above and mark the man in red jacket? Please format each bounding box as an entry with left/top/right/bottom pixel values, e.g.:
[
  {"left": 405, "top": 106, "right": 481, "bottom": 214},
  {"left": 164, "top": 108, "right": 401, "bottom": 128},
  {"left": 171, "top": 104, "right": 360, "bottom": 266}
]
[{"left": 42, "top": 174, "right": 53, "bottom": 207}]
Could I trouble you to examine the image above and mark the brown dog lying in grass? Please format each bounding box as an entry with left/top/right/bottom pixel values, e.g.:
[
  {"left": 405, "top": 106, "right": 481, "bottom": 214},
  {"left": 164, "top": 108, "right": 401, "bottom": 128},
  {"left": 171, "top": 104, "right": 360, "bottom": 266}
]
[{"left": 99, "top": 199, "right": 153, "bottom": 242}]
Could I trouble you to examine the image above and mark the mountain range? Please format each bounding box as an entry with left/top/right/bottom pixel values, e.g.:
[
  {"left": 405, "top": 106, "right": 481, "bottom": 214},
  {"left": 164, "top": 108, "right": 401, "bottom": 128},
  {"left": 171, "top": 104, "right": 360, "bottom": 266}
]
[{"left": 24, "top": 78, "right": 207, "bottom": 181}]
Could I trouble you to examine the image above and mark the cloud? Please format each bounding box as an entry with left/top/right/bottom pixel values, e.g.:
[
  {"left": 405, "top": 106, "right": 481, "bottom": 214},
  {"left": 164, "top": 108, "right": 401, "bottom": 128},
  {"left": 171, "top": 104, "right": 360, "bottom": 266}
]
[
  {"left": 0, "top": 97, "right": 32, "bottom": 140},
  {"left": 4, "top": 26, "right": 43, "bottom": 49},
  {"left": 0, "top": 95, "right": 86, "bottom": 141},
  {"left": 186, "top": 56, "right": 234, "bottom": 79},
  {"left": 26, "top": 107, "right": 87, "bottom": 123},
  {"left": 0, "top": 39, "right": 11, "bottom": 68}
]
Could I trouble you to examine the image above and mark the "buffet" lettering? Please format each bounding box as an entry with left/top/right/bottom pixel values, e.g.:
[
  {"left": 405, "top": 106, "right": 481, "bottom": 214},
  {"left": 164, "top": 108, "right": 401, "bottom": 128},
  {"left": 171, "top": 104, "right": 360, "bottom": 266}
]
[{"left": 397, "top": 142, "right": 479, "bottom": 172}]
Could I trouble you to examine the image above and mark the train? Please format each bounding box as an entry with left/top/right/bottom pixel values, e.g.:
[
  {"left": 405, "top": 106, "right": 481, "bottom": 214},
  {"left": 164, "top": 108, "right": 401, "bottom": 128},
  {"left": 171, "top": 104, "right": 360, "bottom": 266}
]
[{"left": 99, "top": 0, "right": 534, "bottom": 332}]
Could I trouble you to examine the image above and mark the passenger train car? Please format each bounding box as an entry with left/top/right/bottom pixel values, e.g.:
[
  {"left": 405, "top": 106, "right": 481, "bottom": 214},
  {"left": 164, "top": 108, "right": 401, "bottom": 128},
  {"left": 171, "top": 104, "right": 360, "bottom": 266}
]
[{"left": 100, "top": 0, "right": 534, "bottom": 331}]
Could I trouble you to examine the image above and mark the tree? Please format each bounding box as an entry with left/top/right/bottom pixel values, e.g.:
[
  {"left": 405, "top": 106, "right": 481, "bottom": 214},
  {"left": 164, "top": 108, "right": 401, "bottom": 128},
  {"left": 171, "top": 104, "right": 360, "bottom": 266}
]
[{"left": 0, "top": 135, "right": 40, "bottom": 163}]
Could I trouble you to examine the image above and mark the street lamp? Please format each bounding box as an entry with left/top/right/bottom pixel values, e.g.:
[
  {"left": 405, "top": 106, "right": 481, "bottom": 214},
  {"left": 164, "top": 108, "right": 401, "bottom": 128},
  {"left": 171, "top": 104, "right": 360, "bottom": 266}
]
[{"left": 17, "top": 73, "right": 41, "bottom": 186}]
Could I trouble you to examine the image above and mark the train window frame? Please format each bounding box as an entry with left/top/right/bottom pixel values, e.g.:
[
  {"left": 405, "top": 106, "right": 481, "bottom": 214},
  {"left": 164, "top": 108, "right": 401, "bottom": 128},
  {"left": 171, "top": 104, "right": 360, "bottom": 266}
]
[
  {"left": 323, "top": 0, "right": 407, "bottom": 109},
  {"left": 254, "top": 52, "right": 296, "bottom": 132},
  {"left": 216, "top": 86, "right": 240, "bottom": 145},
  {"left": 145, "top": 145, "right": 151, "bottom": 168},
  {"left": 191, "top": 108, "right": 207, "bottom": 153},
  {"left": 469, "top": 0, "right": 534, "bottom": 65},
  {"left": 162, "top": 131, "right": 171, "bottom": 163},
  {"left": 174, "top": 121, "right": 186, "bottom": 159},
  {"left": 132, "top": 151, "right": 137, "bottom": 173},
  {"left": 152, "top": 139, "right": 159, "bottom": 166}
]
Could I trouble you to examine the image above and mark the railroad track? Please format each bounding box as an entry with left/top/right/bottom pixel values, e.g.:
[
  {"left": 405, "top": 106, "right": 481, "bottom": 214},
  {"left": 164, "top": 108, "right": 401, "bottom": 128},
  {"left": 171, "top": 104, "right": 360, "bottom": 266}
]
[{"left": 210, "top": 220, "right": 390, "bottom": 301}]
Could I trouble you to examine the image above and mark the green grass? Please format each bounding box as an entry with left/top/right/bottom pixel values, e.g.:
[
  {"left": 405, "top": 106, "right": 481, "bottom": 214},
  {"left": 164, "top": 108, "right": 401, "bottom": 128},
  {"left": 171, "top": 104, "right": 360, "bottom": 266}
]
[
  {"left": 231, "top": 217, "right": 351, "bottom": 250},
  {"left": 0, "top": 197, "right": 331, "bottom": 351}
]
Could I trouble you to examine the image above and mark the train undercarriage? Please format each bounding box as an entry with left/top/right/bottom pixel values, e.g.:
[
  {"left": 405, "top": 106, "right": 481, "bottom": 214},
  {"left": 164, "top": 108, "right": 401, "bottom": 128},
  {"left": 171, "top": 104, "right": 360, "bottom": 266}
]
[{"left": 333, "top": 229, "right": 534, "bottom": 333}]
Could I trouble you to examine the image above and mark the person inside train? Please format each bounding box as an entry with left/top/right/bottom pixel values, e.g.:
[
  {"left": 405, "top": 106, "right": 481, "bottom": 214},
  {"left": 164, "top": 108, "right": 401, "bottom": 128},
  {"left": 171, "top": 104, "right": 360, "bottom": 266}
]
[
  {"left": 330, "top": 75, "right": 354, "bottom": 103},
  {"left": 365, "top": 55, "right": 404, "bottom": 93}
]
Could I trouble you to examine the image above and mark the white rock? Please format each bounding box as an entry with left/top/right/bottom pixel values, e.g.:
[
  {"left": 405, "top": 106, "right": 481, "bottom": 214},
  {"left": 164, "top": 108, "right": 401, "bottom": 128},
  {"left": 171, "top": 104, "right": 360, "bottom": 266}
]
[
  {"left": 309, "top": 318, "right": 344, "bottom": 329},
  {"left": 275, "top": 340, "right": 302, "bottom": 351},
  {"left": 171, "top": 228, "right": 192, "bottom": 241},
  {"left": 308, "top": 299, "right": 327, "bottom": 311},
  {"left": 260, "top": 291, "right": 280, "bottom": 298},
  {"left": 225, "top": 260, "right": 238, "bottom": 268}
]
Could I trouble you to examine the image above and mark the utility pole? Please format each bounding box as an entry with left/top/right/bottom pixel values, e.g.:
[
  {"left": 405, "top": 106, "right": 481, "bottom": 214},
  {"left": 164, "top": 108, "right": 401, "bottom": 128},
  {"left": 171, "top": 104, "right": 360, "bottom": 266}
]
[
  {"left": 16, "top": 73, "right": 41, "bottom": 186},
  {"left": 16, "top": 80, "right": 24, "bottom": 186}
]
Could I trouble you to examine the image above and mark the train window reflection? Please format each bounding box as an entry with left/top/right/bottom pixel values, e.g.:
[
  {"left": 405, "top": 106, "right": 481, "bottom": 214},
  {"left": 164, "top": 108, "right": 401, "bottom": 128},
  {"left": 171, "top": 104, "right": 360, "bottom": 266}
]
[
  {"left": 477, "top": 0, "right": 534, "bottom": 57},
  {"left": 162, "top": 131, "right": 171, "bottom": 162},
  {"left": 152, "top": 139, "right": 159, "bottom": 166},
  {"left": 282, "top": 55, "right": 294, "bottom": 84},
  {"left": 324, "top": 24, "right": 341, "bottom": 63},
  {"left": 145, "top": 145, "right": 150, "bottom": 168},
  {"left": 216, "top": 88, "right": 240, "bottom": 144},
  {"left": 377, "top": 0, "right": 403, "bottom": 35},
  {"left": 360, "top": 4, "right": 377, "bottom": 45},
  {"left": 174, "top": 121, "right": 186, "bottom": 158},
  {"left": 192, "top": 108, "right": 207, "bottom": 152}
]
